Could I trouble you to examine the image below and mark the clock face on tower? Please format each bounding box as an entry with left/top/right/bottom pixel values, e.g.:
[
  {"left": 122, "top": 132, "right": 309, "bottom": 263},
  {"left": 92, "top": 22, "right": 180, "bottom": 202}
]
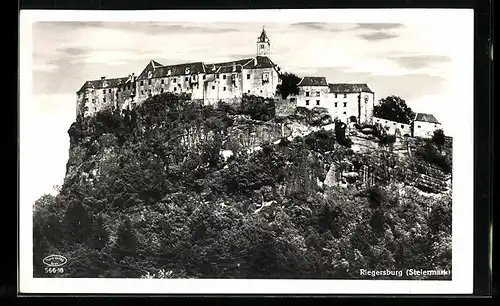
[{"left": 259, "top": 49, "right": 265, "bottom": 55}]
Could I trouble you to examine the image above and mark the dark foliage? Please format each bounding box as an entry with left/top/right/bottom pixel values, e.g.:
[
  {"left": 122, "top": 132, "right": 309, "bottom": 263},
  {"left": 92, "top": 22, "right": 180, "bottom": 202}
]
[
  {"left": 240, "top": 95, "right": 276, "bottom": 121},
  {"left": 414, "top": 141, "right": 452, "bottom": 174},
  {"left": 432, "top": 129, "right": 446, "bottom": 147},
  {"left": 34, "top": 92, "right": 452, "bottom": 280},
  {"left": 276, "top": 72, "right": 301, "bottom": 99},
  {"left": 374, "top": 96, "right": 416, "bottom": 124}
]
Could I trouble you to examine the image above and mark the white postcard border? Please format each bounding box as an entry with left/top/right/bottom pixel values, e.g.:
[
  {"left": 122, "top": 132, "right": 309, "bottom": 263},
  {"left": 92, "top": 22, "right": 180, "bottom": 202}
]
[{"left": 19, "top": 9, "right": 474, "bottom": 294}]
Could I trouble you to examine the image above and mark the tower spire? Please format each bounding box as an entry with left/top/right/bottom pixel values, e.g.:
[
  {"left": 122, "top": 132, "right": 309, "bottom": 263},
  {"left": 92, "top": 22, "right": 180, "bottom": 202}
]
[{"left": 256, "top": 26, "right": 271, "bottom": 56}]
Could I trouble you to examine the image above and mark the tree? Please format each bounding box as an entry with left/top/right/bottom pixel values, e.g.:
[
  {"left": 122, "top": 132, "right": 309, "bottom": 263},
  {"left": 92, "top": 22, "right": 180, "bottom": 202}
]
[
  {"left": 432, "top": 129, "right": 446, "bottom": 147},
  {"left": 276, "top": 72, "right": 301, "bottom": 99},
  {"left": 62, "top": 201, "right": 92, "bottom": 244},
  {"left": 113, "top": 218, "right": 138, "bottom": 261},
  {"left": 374, "top": 96, "right": 415, "bottom": 124}
]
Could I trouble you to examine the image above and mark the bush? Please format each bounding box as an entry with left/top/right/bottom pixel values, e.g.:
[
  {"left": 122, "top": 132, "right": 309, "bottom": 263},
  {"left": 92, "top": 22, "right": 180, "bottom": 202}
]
[
  {"left": 415, "top": 141, "right": 452, "bottom": 173},
  {"left": 378, "top": 134, "right": 396, "bottom": 146},
  {"left": 432, "top": 129, "right": 446, "bottom": 147},
  {"left": 240, "top": 95, "right": 275, "bottom": 121},
  {"left": 304, "top": 130, "right": 336, "bottom": 153}
]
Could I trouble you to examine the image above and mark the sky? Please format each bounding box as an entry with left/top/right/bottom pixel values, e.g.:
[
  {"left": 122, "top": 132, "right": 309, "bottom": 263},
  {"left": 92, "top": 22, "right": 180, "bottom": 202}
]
[{"left": 22, "top": 14, "right": 472, "bottom": 206}]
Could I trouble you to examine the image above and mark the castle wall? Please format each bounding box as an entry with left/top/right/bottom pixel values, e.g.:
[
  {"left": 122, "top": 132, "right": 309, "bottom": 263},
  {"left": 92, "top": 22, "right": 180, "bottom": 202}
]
[
  {"left": 413, "top": 121, "right": 441, "bottom": 138},
  {"left": 241, "top": 68, "right": 278, "bottom": 98},
  {"left": 296, "top": 85, "right": 330, "bottom": 109},
  {"left": 373, "top": 117, "right": 412, "bottom": 136},
  {"left": 202, "top": 72, "right": 244, "bottom": 105},
  {"left": 135, "top": 73, "right": 204, "bottom": 102},
  {"left": 116, "top": 82, "right": 137, "bottom": 111}
]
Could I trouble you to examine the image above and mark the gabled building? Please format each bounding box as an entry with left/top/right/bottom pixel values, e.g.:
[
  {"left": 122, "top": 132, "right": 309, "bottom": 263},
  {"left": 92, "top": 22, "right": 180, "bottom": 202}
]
[
  {"left": 327, "top": 83, "right": 375, "bottom": 125},
  {"left": 76, "top": 76, "right": 129, "bottom": 117},
  {"left": 412, "top": 112, "right": 442, "bottom": 138},
  {"left": 295, "top": 76, "right": 329, "bottom": 109},
  {"left": 293, "top": 80, "right": 376, "bottom": 125}
]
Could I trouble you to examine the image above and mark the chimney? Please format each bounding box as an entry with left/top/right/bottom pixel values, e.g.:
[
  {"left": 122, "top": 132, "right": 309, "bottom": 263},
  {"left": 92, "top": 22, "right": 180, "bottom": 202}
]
[{"left": 101, "top": 76, "right": 106, "bottom": 80}]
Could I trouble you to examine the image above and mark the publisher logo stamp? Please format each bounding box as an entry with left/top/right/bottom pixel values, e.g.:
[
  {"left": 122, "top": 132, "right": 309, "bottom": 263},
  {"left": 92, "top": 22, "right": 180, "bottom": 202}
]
[{"left": 43, "top": 254, "right": 67, "bottom": 274}]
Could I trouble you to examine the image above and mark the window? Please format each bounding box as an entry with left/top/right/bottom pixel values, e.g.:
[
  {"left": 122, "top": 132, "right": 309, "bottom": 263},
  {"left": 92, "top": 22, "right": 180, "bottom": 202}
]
[
  {"left": 109, "top": 89, "right": 112, "bottom": 93},
  {"left": 173, "top": 78, "right": 177, "bottom": 83},
  {"left": 140, "top": 81, "right": 144, "bottom": 86},
  {"left": 174, "top": 87, "right": 177, "bottom": 92},
  {"left": 92, "top": 99, "right": 95, "bottom": 104},
  {"left": 316, "top": 91, "right": 320, "bottom": 97},
  {"left": 247, "top": 74, "right": 251, "bottom": 79},
  {"left": 393, "top": 123, "right": 396, "bottom": 125},
  {"left": 216, "top": 74, "right": 220, "bottom": 79},
  {"left": 316, "top": 100, "right": 320, "bottom": 105},
  {"left": 334, "top": 93, "right": 338, "bottom": 98},
  {"left": 185, "top": 77, "right": 189, "bottom": 82},
  {"left": 343, "top": 93, "right": 347, "bottom": 98},
  {"left": 401, "top": 125, "right": 404, "bottom": 128},
  {"left": 260, "top": 90, "right": 263, "bottom": 93},
  {"left": 418, "top": 125, "right": 421, "bottom": 128},
  {"left": 103, "top": 89, "right": 106, "bottom": 94},
  {"left": 141, "top": 90, "right": 144, "bottom": 95},
  {"left": 223, "top": 75, "right": 226, "bottom": 80},
  {"left": 260, "top": 44, "right": 264, "bottom": 49},
  {"left": 160, "top": 88, "right": 164, "bottom": 93},
  {"left": 248, "top": 90, "right": 250, "bottom": 93},
  {"left": 343, "top": 111, "right": 346, "bottom": 114},
  {"left": 148, "top": 79, "right": 152, "bottom": 85},
  {"left": 203, "top": 75, "right": 206, "bottom": 80},
  {"left": 103, "top": 98, "right": 106, "bottom": 103},
  {"left": 334, "top": 102, "right": 338, "bottom": 107},
  {"left": 343, "top": 102, "right": 347, "bottom": 107},
  {"left": 161, "top": 79, "right": 165, "bottom": 84},
  {"left": 305, "top": 92, "right": 310, "bottom": 97},
  {"left": 305, "top": 100, "right": 310, "bottom": 106},
  {"left": 223, "top": 87, "right": 227, "bottom": 91},
  {"left": 212, "top": 86, "right": 216, "bottom": 90}
]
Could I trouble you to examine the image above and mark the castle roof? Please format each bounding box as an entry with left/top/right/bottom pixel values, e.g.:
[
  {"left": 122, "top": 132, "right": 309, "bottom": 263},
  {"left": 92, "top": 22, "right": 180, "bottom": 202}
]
[
  {"left": 137, "top": 59, "right": 164, "bottom": 80},
  {"left": 77, "top": 76, "right": 129, "bottom": 93},
  {"left": 205, "top": 56, "right": 277, "bottom": 72},
  {"left": 414, "top": 112, "right": 441, "bottom": 124},
  {"left": 298, "top": 76, "right": 328, "bottom": 87},
  {"left": 328, "top": 83, "right": 373, "bottom": 93},
  {"left": 257, "top": 27, "right": 270, "bottom": 43},
  {"left": 151, "top": 62, "right": 206, "bottom": 78}
]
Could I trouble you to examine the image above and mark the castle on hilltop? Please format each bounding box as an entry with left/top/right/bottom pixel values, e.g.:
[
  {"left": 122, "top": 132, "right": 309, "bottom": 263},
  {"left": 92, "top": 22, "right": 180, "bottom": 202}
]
[
  {"left": 75, "top": 26, "right": 443, "bottom": 136},
  {"left": 76, "top": 27, "right": 280, "bottom": 117}
]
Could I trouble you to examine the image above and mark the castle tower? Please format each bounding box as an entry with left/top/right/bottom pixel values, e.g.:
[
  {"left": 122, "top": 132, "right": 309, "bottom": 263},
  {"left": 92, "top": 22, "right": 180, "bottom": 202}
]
[{"left": 256, "top": 26, "right": 271, "bottom": 57}]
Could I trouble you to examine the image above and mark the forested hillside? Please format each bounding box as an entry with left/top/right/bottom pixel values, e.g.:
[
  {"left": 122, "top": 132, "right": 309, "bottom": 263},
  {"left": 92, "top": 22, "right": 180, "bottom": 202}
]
[{"left": 33, "top": 93, "right": 452, "bottom": 279}]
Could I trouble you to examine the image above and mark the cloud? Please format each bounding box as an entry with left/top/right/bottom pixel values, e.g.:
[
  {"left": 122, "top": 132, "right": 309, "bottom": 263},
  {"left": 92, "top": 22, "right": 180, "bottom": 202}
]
[
  {"left": 290, "top": 22, "right": 357, "bottom": 32},
  {"left": 62, "top": 21, "right": 240, "bottom": 35},
  {"left": 357, "top": 31, "right": 399, "bottom": 41},
  {"left": 356, "top": 23, "right": 405, "bottom": 30},
  {"left": 390, "top": 55, "right": 451, "bottom": 70},
  {"left": 32, "top": 63, "right": 59, "bottom": 72},
  {"left": 290, "top": 22, "right": 328, "bottom": 30}
]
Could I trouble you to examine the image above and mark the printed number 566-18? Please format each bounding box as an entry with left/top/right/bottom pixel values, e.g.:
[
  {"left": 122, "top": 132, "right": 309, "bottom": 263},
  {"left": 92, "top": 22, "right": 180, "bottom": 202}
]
[{"left": 45, "top": 267, "right": 64, "bottom": 274}]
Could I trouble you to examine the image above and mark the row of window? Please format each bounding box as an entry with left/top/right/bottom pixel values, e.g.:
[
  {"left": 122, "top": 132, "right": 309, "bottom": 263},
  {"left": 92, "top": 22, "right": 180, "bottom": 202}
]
[
  {"left": 305, "top": 92, "right": 350, "bottom": 98},
  {"left": 305, "top": 100, "right": 349, "bottom": 107},
  {"left": 138, "top": 73, "right": 264, "bottom": 87}
]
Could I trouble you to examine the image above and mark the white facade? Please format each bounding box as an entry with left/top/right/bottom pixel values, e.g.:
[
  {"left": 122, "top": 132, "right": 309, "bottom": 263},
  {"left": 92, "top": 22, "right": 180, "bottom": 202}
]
[
  {"left": 373, "top": 117, "right": 412, "bottom": 136},
  {"left": 413, "top": 120, "right": 442, "bottom": 138}
]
